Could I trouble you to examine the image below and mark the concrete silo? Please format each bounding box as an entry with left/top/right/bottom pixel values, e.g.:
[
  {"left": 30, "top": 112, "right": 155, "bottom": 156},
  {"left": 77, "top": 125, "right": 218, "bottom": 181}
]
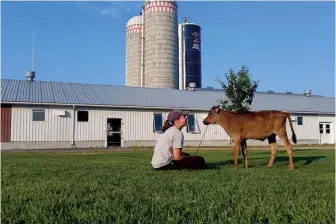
[
  {"left": 142, "top": 0, "right": 179, "bottom": 89},
  {"left": 125, "top": 15, "right": 143, "bottom": 87},
  {"left": 178, "top": 18, "right": 202, "bottom": 90}
]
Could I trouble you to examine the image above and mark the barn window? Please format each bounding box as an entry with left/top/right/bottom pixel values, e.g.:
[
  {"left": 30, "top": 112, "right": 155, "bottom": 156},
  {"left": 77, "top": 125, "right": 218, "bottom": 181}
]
[
  {"left": 187, "top": 114, "right": 196, "bottom": 132},
  {"left": 77, "top": 111, "right": 89, "bottom": 122},
  {"left": 297, "top": 116, "right": 303, "bottom": 125},
  {"left": 33, "top": 109, "right": 45, "bottom": 121},
  {"left": 153, "top": 113, "right": 163, "bottom": 132}
]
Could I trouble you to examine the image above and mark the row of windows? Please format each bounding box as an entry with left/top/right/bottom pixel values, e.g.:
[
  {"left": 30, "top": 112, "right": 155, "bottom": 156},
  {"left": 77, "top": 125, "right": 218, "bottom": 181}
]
[
  {"left": 153, "top": 113, "right": 196, "bottom": 133},
  {"left": 32, "top": 109, "right": 89, "bottom": 122},
  {"left": 32, "top": 109, "right": 304, "bottom": 130}
]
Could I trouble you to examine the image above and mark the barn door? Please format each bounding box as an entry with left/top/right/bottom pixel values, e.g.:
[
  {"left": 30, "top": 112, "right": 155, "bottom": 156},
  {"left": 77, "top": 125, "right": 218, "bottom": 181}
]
[
  {"left": 1, "top": 104, "right": 12, "bottom": 142},
  {"left": 106, "top": 118, "right": 122, "bottom": 147},
  {"left": 319, "top": 122, "right": 333, "bottom": 144}
]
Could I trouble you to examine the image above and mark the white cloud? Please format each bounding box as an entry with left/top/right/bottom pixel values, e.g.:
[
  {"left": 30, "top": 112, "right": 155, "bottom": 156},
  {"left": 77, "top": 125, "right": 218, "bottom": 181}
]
[
  {"left": 232, "top": 12, "right": 239, "bottom": 17},
  {"left": 76, "top": 1, "right": 134, "bottom": 19},
  {"left": 93, "top": 6, "right": 121, "bottom": 18}
]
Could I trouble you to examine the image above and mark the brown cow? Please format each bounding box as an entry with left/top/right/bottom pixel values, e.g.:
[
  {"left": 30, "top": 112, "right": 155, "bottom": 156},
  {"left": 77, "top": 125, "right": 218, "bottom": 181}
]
[{"left": 202, "top": 105, "right": 297, "bottom": 170}]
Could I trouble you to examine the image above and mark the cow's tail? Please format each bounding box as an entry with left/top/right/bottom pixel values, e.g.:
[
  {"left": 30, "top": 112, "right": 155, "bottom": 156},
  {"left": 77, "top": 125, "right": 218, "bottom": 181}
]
[{"left": 286, "top": 113, "right": 297, "bottom": 144}]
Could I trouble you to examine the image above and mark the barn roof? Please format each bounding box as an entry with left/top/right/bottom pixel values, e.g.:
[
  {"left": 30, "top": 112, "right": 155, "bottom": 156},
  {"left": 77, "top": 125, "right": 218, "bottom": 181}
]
[{"left": 1, "top": 79, "right": 335, "bottom": 114}]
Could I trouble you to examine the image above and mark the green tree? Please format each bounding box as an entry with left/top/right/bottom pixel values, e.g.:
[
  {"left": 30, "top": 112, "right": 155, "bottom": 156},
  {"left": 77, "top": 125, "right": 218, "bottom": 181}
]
[{"left": 216, "top": 65, "right": 259, "bottom": 113}]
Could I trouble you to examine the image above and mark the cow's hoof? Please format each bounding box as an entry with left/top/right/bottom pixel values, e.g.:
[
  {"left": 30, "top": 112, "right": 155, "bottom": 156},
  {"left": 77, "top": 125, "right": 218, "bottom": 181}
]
[
  {"left": 289, "top": 165, "right": 295, "bottom": 170},
  {"left": 266, "top": 164, "right": 272, "bottom": 168}
]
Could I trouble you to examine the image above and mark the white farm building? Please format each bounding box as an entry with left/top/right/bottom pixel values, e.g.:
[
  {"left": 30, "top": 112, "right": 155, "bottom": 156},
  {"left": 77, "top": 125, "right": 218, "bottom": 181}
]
[{"left": 1, "top": 78, "right": 335, "bottom": 150}]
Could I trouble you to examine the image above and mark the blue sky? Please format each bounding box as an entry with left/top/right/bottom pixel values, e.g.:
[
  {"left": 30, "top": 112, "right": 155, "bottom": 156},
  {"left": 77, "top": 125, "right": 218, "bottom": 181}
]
[{"left": 2, "top": 1, "right": 335, "bottom": 97}]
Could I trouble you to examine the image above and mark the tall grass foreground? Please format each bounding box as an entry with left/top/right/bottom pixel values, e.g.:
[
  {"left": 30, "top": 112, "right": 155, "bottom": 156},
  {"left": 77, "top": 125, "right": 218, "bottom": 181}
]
[{"left": 2, "top": 149, "right": 335, "bottom": 223}]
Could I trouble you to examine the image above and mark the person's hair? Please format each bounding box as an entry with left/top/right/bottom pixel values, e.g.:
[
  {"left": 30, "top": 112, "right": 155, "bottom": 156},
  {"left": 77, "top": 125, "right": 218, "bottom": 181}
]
[{"left": 162, "top": 120, "right": 173, "bottom": 133}]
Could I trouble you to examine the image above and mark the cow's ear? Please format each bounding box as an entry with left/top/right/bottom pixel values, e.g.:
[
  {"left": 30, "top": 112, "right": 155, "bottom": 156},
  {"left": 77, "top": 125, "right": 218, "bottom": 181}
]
[{"left": 215, "top": 107, "right": 220, "bottom": 113}]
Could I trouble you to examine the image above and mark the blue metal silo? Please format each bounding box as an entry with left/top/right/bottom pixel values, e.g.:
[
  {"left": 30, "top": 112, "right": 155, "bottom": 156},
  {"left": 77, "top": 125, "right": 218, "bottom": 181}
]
[{"left": 178, "top": 18, "right": 202, "bottom": 90}]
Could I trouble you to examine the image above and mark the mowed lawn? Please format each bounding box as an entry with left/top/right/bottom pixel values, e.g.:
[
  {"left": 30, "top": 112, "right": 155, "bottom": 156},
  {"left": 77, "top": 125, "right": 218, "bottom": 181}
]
[{"left": 2, "top": 149, "right": 335, "bottom": 224}]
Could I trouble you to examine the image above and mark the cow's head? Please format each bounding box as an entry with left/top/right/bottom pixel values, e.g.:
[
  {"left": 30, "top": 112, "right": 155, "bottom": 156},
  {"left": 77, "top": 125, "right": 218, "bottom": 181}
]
[{"left": 203, "top": 105, "right": 221, "bottom": 125}]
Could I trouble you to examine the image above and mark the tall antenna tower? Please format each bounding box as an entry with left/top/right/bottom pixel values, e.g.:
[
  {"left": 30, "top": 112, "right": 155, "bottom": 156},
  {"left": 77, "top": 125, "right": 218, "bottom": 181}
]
[
  {"left": 26, "top": 28, "right": 36, "bottom": 81},
  {"left": 32, "top": 28, "right": 35, "bottom": 71}
]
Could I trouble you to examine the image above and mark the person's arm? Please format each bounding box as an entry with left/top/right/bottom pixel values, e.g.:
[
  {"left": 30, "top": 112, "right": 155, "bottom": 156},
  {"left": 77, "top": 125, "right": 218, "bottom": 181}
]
[
  {"left": 172, "top": 132, "right": 184, "bottom": 161},
  {"left": 173, "top": 148, "right": 183, "bottom": 160}
]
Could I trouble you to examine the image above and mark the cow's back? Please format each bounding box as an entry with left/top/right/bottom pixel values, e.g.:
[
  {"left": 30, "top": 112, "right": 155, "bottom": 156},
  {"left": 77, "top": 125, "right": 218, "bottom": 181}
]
[{"left": 226, "top": 110, "right": 288, "bottom": 140}]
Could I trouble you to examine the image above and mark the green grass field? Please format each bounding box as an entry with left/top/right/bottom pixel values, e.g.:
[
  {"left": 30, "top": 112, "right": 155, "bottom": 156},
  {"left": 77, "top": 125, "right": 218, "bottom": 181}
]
[{"left": 2, "top": 149, "right": 335, "bottom": 223}]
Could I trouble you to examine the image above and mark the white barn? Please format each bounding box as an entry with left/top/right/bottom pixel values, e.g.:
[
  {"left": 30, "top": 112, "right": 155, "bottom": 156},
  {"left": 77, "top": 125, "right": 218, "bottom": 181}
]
[{"left": 1, "top": 79, "right": 335, "bottom": 150}]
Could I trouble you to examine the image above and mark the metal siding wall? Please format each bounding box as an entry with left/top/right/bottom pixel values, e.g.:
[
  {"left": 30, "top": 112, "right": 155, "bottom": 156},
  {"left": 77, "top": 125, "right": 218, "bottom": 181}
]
[
  {"left": 182, "top": 112, "right": 229, "bottom": 140},
  {"left": 11, "top": 105, "right": 72, "bottom": 142},
  {"left": 1, "top": 104, "right": 12, "bottom": 142},
  {"left": 62, "top": 109, "right": 227, "bottom": 141},
  {"left": 9, "top": 105, "right": 334, "bottom": 143},
  {"left": 73, "top": 109, "right": 230, "bottom": 141},
  {"left": 285, "top": 114, "right": 332, "bottom": 140},
  {"left": 74, "top": 108, "right": 164, "bottom": 141},
  {"left": 291, "top": 115, "right": 317, "bottom": 140}
]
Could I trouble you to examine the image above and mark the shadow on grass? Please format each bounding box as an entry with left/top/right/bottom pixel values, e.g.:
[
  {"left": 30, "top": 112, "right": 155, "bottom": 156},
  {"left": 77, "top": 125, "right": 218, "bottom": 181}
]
[
  {"left": 205, "top": 156, "right": 326, "bottom": 169},
  {"left": 205, "top": 160, "right": 242, "bottom": 170},
  {"left": 273, "top": 155, "right": 326, "bottom": 166},
  {"left": 260, "top": 148, "right": 334, "bottom": 154}
]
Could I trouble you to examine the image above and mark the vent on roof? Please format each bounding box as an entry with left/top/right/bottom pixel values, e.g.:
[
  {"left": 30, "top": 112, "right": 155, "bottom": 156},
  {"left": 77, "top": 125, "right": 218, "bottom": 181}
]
[
  {"left": 304, "top": 89, "right": 311, "bottom": 97},
  {"left": 26, "top": 71, "right": 35, "bottom": 81},
  {"left": 187, "top": 82, "right": 196, "bottom": 91}
]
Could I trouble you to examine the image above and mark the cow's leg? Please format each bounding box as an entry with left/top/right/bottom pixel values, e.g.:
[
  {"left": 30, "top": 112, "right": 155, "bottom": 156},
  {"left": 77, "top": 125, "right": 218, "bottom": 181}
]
[
  {"left": 241, "top": 140, "right": 248, "bottom": 168},
  {"left": 266, "top": 134, "right": 278, "bottom": 168},
  {"left": 232, "top": 138, "right": 241, "bottom": 169},
  {"left": 278, "top": 131, "right": 295, "bottom": 170}
]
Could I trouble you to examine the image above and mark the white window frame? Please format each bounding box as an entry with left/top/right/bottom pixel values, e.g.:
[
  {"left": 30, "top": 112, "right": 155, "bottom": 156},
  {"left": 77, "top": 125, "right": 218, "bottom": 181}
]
[
  {"left": 153, "top": 113, "right": 163, "bottom": 133},
  {"left": 32, "top": 109, "right": 45, "bottom": 121}
]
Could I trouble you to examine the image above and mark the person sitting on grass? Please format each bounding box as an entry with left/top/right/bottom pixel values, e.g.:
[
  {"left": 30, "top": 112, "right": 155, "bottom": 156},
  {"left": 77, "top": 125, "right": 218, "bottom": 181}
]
[{"left": 151, "top": 109, "right": 206, "bottom": 170}]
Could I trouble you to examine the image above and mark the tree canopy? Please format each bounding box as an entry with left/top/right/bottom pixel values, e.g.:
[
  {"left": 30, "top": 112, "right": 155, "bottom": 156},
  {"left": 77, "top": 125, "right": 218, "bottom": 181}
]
[{"left": 216, "top": 65, "right": 260, "bottom": 113}]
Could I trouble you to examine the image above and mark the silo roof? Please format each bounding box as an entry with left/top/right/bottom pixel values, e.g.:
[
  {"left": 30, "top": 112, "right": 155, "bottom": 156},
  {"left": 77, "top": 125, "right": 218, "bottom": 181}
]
[
  {"left": 126, "top": 15, "right": 143, "bottom": 27},
  {"left": 143, "top": 0, "right": 177, "bottom": 6}
]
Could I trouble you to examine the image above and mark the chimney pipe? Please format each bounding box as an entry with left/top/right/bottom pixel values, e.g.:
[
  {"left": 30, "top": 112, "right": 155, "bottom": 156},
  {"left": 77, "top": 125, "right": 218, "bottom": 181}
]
[
  {"left": 304, "top": 89, "right": 311, "bottom": 97},
  {"left": 26, "top": 71, "right": 35, "bottom": 81},
  {"left": 187, "top": 82, "right": 196, "bottom": 91}
]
